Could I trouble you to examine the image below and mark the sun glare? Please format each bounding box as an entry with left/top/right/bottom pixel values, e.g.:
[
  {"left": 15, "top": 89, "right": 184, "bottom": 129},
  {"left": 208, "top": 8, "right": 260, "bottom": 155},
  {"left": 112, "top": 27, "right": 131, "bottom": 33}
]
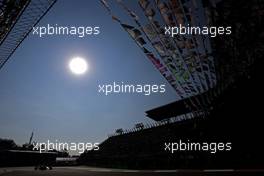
[{"left": 69, "top": 57, "right": 88, "bottom": 75}]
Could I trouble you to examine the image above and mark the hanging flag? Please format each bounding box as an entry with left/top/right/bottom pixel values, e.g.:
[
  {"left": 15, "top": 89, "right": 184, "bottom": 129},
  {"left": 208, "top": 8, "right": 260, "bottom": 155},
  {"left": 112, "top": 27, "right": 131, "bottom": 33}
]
[
  {"left": 142, "top": 23, "right": 157, "bottom": 40},
  {"left": 116, "top": 0, "right": 140, "bottom": 25},
  {"left": 139, "top": 0, "right": 150, "bottom": 10},
  {"left": 99, "top": 0, "right": 187, "bottom": 99},
  {"left": 100, "top": 0, "right": 111, "bottom": 14},
  {"left": 136, "top": 37, "right": 146, "bottom": 46},
  {"left": 143, "top": 47, "right": 151, "bottom": 54},
  {"left": 121, "top": 24, "right": 133, "bottom": 32},
  {"left": 146, "top": 53, "right": 185, "bottom": 98},
  {"left": 112, "top": 15, "right": 121, "bottom": 23},
  {"left": 155, "top": 0, "right": 208, "bottom": 94},
  {"left": 159, "top": 66, "right": 168, "bottom": 74},
  {"left": 121, "top": 24, "right": 140, "bottom": 38},
  {"left": 128, "top": 9, "right": 139, "bottom": 21},
  {"left": 153, "top": 41, "right": 166, "bottom": 55},
  {"left": 166, "top": 74, "right": 175, "bottom": 82},
  {"left": 145, "top": 8, "right": 156, "bottom": 19},
  {"left": 157, "top": 2, "right": 175, "bottom": 26},
  {"left": 121, "top": 23, "right": 146, "bottom": 47},
  {"left": 146, "top": 53, "right": 164, "bottom": 69}
]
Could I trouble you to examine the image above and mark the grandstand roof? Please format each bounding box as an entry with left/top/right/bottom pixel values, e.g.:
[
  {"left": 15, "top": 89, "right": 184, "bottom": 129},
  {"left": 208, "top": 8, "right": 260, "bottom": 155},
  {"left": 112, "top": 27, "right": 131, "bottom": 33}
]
[{"left": 146, "top": 100, "right": 191, "bottom": 121}]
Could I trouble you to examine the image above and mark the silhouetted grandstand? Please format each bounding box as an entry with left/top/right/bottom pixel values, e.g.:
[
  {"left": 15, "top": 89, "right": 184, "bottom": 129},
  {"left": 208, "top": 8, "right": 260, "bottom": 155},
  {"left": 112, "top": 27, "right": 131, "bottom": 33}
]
[
  {"left": 79, "top": 60, "right": 264, "bottom": 169},
  {"left": 79, "top": 0, "right": 264, "bottom": 169}
]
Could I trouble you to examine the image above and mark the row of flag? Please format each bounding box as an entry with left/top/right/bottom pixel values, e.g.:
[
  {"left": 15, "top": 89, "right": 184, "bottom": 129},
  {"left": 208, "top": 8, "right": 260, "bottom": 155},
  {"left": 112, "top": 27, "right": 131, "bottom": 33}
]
[{"left": 100, "top": 0, "right": 219, "bottom": 113}]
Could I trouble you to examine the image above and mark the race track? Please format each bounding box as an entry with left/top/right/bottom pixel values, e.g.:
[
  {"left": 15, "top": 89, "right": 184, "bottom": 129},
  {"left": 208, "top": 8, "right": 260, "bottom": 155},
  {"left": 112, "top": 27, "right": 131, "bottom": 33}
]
[{"left": 1, "top": 167, "right": 263, "bottom": 176}]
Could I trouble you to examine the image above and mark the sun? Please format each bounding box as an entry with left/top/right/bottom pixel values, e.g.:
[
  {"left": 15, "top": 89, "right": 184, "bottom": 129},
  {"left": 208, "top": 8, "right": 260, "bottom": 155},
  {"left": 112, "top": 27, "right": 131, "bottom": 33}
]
[{"left": 69, "top": 57, "right": 88, "bottom": 75}]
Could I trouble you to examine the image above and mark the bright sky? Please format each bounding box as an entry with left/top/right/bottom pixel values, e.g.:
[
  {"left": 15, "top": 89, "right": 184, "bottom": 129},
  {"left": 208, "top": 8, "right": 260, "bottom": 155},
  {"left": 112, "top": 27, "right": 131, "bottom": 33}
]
[{"left": 0, "top": 0, "right": 177, "bottom": 151}]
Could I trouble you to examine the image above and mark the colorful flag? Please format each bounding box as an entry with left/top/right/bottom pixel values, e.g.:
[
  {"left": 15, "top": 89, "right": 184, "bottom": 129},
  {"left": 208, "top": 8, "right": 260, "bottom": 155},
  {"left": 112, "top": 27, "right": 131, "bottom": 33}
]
[
  {"left": 121, "top": 24, "right": 140, "bottom": 39},
  {"left": 142, "top": 24, "right": 157, "bottom": 40}
]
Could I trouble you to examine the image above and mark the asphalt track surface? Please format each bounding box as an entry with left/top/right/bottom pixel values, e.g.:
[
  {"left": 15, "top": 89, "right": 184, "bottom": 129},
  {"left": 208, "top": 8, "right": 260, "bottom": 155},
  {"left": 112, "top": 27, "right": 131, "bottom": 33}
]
[{"left": 1, "top": 167, "right": 264, "bottom": 176}]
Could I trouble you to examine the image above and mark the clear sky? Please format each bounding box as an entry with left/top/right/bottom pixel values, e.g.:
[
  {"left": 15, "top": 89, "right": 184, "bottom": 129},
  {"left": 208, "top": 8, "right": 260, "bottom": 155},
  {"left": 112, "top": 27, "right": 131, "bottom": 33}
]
[{"left": 0, "top": 0, "right": 177, "bottom": 149}]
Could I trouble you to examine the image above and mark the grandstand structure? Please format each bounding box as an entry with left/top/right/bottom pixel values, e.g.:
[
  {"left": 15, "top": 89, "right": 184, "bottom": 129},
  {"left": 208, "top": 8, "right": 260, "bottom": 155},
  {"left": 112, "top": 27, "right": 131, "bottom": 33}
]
[
  {"left": 79, "top": 0, "right": 264, "bottom": 169},
  {"left": 0, "top": 0, "right": 57, "bottom": 70}
]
